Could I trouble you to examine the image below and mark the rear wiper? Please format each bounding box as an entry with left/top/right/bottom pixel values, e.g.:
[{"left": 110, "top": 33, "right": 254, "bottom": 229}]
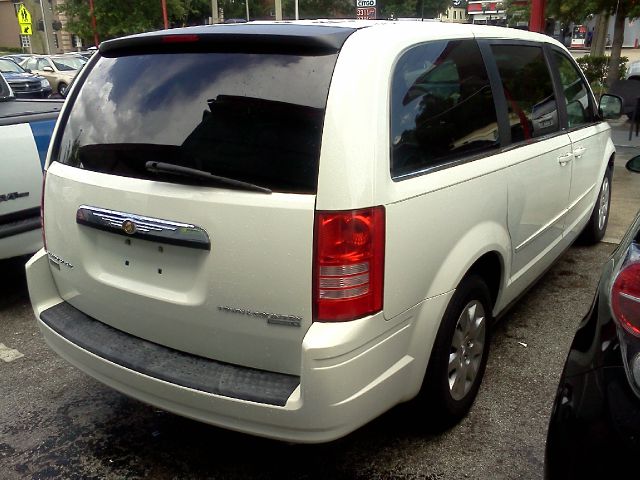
[{"left": 145, "top": 161, "right": 272, "bottom": 194}]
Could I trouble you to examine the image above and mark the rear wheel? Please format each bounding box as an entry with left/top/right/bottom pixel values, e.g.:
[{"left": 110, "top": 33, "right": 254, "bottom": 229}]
[
  {"left": 415, "top": 275, "right": 492, "bottom": 429},
  {"left": 579, "top": 168, "right": 612, "bottom": 244}
]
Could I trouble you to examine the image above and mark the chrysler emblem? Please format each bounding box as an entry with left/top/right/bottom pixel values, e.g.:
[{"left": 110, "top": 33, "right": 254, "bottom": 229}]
[{"left": 122, "top": 219, "right": 137, "bottom": 235}]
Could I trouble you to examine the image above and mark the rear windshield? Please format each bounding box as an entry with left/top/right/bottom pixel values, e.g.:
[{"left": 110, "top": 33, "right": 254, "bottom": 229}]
[{"left": 54, "top": 52, "right": 338, "bottom": 193}]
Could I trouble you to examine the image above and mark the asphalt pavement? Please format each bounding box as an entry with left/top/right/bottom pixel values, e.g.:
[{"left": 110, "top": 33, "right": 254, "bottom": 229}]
[{"left": 1, "top": 121, "right": 640, "bottom": 479}]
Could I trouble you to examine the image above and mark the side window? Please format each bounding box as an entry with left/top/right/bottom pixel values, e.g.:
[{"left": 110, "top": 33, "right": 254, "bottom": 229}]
[
  {"left": 491, "top": 44, "right": 559, "bottom": 143},
  {"left": 552, "top": 50, "right": 596, "bottom": 127},
  {"left": 390, "top": 39, "right": 499, "bottom": 178},
  {"left": 37, "top": 59, "right": 48, "bottom": 70}
]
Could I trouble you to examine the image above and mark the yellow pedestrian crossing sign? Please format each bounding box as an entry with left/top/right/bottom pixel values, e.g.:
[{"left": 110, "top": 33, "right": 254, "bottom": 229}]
[
  {"left": 20, "top": 24, "right": 32, "bottom": 35},
  {"left": 17, "top": 5, "right": 32, "bottom": 25}
]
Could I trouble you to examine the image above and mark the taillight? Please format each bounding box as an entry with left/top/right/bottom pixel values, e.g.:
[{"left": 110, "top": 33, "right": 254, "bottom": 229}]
[
  {"left": 40, "top": 172, "right": 47, "bottom": 251},
  {"left": 162, "top": 34, "right": 199, "bottom": 43},
  {"left": 314, "top": 207, "right": 385, "bottom": 321},
  {"left": 611, "top": 261, "right": 640, "bottom": 336}
]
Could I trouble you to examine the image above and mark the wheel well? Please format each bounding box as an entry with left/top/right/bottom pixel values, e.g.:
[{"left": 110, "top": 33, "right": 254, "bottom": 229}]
[
  {"left": 608, "top": 153, "right": 615, "bottom": 171},
  {"left": 466, "top": 252, "right": 502, "bottom": 310}
]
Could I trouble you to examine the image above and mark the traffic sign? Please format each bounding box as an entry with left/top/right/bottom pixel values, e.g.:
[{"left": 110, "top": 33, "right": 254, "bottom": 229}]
[
  {"left": 20, "top": 24, "right": 32, "bottom": 35},
  {"left": 17, "top": 5, "right": 32, "bottom": 25}
]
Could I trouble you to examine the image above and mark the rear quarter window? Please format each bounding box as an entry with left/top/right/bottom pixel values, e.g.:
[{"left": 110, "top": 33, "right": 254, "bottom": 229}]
[
  {"left": 55, "top": 51, "right": 339, "bottom": 194},
  {"left": 390, "top": 39, "right": 500, "bottom": 179}
]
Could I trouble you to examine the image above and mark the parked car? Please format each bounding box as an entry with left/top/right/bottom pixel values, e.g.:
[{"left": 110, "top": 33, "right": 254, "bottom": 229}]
[
  {"left": 0, "top": 73, "right": 61, "bottom": 260},
  {"left": 27, "top": 21, "right": 621, "bottom": 443},
  {"left": 545, "top": 155, "right": 640, "bottom": 479},
  {"left": 21, "top": 54, "right": 86, "bottom": 96},
  {"left": 0, "top": 57, "right": 51, "bottom": 99},
  {"left": 2, "top": 53, "right": 33, "bottom": 65}
]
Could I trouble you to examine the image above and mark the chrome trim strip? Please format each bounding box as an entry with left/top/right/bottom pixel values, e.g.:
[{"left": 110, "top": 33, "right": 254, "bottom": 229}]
[
  {"left": 514, "top": 184, "right": 596, "bottom": 253},
  {"left": 76, "top": 205, "right": 210, "bottom": 251}
]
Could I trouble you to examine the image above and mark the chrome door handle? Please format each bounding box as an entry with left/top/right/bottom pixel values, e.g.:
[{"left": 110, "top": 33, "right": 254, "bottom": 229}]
[
  {"left": 573, "top": 147, "right": 587, "bottom": 159},
  {"left": 557, "top": 153, "right": 573, "bottom": 166}
]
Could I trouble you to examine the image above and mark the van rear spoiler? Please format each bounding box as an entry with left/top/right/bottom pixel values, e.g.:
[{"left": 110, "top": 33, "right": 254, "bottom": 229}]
[{"left": 99, "top": 24, "right": 358, "bottom": 56}]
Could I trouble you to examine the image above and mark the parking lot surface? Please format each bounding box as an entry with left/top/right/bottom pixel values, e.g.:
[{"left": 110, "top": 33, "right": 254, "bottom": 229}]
[{"left": 1, "top": 121, "right": 640, "bottom": 479}]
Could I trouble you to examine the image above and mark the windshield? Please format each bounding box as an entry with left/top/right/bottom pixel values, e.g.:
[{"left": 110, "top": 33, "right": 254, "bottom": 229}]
[
  {"left": 0, "top": 59, "right": 25, "bottom": 74},
  {"left": 55, "top": 51, "right": 338, "bottom": 194},
  {"left": 52, "top": 56, "right": 86, "bottom": 71}
]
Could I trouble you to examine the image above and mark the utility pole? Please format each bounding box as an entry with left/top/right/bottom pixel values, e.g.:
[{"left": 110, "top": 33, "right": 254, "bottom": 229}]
[
  {"left": 275, "top": 0, "right": 282, "bottom": 20},
  {"left": 211, "top": 0, "right": 219, "bottom": 23},
  {"left": 245, "top": 0, "right": 250, "bottom": 21},
  {"left": 88, "top": 0, "right": 99, "bottom": 47},
  {"left": 38, "top": 0, "right": 51, "bottom": 54},
  {"left": 295, "top": 0, "right": 298, "bottom": 20},
  {"left": 161, "top": 0, "right": 168, "bottom": 28}
]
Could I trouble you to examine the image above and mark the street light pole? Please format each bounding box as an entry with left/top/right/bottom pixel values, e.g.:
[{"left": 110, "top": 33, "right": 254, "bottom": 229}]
[
  {"left": 295, "top": 0, "right": 298, "bottom": 20},
  {"left": 38, "top": 0, "right": 50, "bottom": 54},
  {"left": 211, "top": 0, "right": 219, "bottom": 23},
  {"left": 246, "top": 0, "right": 250, "bottom": 21}
]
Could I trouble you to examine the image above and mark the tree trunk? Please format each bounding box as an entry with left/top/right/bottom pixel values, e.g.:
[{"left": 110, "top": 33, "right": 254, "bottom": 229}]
[
  {"left": 591, "top": 12, "right": 609, "bottom": 57},
  {"left": 607, "top": 3, "right": 628, "bottom": 87}
]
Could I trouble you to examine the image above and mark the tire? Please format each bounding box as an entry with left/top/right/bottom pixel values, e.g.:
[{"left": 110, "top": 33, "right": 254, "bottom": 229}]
[
  {"left": 579, "top": 168, "right": 612, "bottom": 244},
  {"left": 58, "top": 82, "right": 68, "bottom": 96},
  {"left": 415, "top": 274, "right": 492, "bottom": 430}
]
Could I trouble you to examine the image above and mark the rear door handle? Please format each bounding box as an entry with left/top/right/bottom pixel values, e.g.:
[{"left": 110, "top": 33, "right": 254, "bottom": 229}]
[
  {"left": 557, "top": 152, "right": 574, "bottom": 166},
  {"left": 573, "top": 146, "right": 587, "bottom": 159}
]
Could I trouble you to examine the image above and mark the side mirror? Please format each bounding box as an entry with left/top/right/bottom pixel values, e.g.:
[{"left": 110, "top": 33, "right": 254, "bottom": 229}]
[
  {"left": 626, "top": 155, "right": 640, "bottom": 173},
  {"left": 43, "top": 66, "right": 54, "bottom": 72},
  {"left": 599, "top": 94, "right": 623, "bottom": 120}
]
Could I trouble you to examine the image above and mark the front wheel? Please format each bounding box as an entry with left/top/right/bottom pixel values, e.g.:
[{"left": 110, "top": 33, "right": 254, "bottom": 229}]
[
  {"left": 579, "top": 168, "right": 612, "bottom": 244},
  {"left": 58, "top": 82, "right": 68, "bottom": 96},
  {"left": 414, "top": 275, "right": 492, "bottom": 430}
]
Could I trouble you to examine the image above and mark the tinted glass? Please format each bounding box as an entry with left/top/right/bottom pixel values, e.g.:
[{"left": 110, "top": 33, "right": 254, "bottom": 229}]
[
  {"left": 491, "top": 45, "right": 558, "bottom": 142},
  {"left": 0, "top": 59, "right": 24, "bottom": 73},
  {"left": 552, "top": 50, "right": 595, "bottom": 127},
  {"left": 0, "top": 73, "right": 11, "bottom": 99},
  {"left": 391, "top": 40, "right": 499, "bottom": 178},
  {"left": 55, "top": 52, "right": 338, "bottom": 193}
]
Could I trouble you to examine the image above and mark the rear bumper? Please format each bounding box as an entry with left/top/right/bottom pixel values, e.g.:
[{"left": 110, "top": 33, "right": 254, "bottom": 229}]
[{"left": 27, "top": 248, "right": 443, "bottom": 443}]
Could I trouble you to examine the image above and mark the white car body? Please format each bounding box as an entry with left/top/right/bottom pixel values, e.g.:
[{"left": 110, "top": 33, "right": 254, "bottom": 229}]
[{"left": 27, "top": 21, "right": 615, "bottom": 442}]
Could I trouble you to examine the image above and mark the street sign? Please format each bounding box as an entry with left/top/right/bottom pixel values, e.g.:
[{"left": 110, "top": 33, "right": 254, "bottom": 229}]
[
  {"left": 356, "top": 0, "right": 376, "bottom": 6},
  {"left": 17, "top": 5, "right": 32, "bottom": 25},
  {"left": 356, "top": 7, "right": 376, "bottom": 19},
  {"left": 20, "top": 24, "right": 32, "bottom": 35}
]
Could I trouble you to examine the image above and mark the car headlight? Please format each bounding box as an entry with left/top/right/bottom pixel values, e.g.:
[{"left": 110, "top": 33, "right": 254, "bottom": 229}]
[{"left": 40, "top": 78, "right": 50, "bottom": 88}]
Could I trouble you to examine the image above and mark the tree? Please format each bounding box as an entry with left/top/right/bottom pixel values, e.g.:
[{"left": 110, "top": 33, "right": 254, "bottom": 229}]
[
  {"left": 57, "top": 0, "right": 211, "bottom": 44},
  {"left": 547, "top": 0, "right": 640, "bottom": 85}
]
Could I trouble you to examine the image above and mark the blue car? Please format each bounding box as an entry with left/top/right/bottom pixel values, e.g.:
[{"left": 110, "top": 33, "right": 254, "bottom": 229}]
[{"left": 0, "top": 57, "right": 52, "bottom": 99}]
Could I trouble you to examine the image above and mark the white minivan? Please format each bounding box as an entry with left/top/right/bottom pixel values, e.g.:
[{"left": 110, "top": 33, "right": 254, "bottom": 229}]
[{"left": 27, "top": 20, "right": 622, "bottom": 443}]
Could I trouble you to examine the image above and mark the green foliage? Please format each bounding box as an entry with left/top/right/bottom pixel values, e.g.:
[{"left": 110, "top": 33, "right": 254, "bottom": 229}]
[
  {"left": 379, "top": 0, "right": 418, "bottom": 18},
  {"left": 576, "top": 55, "right": 628, "bottom": 96},
  {"left": 281, "top": 0, "right": 354, "bottom": 19},
  {"left": 57, "top": 0, "right": 212, "bottom": 43},
  {"left": 547, "top": 0, "right": 640, "bottom": 24},
  {"left": 505, "top": 0, "right": 530, "bottom": 26},
  {"left": 418, "top": 0, "right": 451, "bottom": 18},
  {"left": 0, "top": 46, "right": 24, "bottom": 53}
]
